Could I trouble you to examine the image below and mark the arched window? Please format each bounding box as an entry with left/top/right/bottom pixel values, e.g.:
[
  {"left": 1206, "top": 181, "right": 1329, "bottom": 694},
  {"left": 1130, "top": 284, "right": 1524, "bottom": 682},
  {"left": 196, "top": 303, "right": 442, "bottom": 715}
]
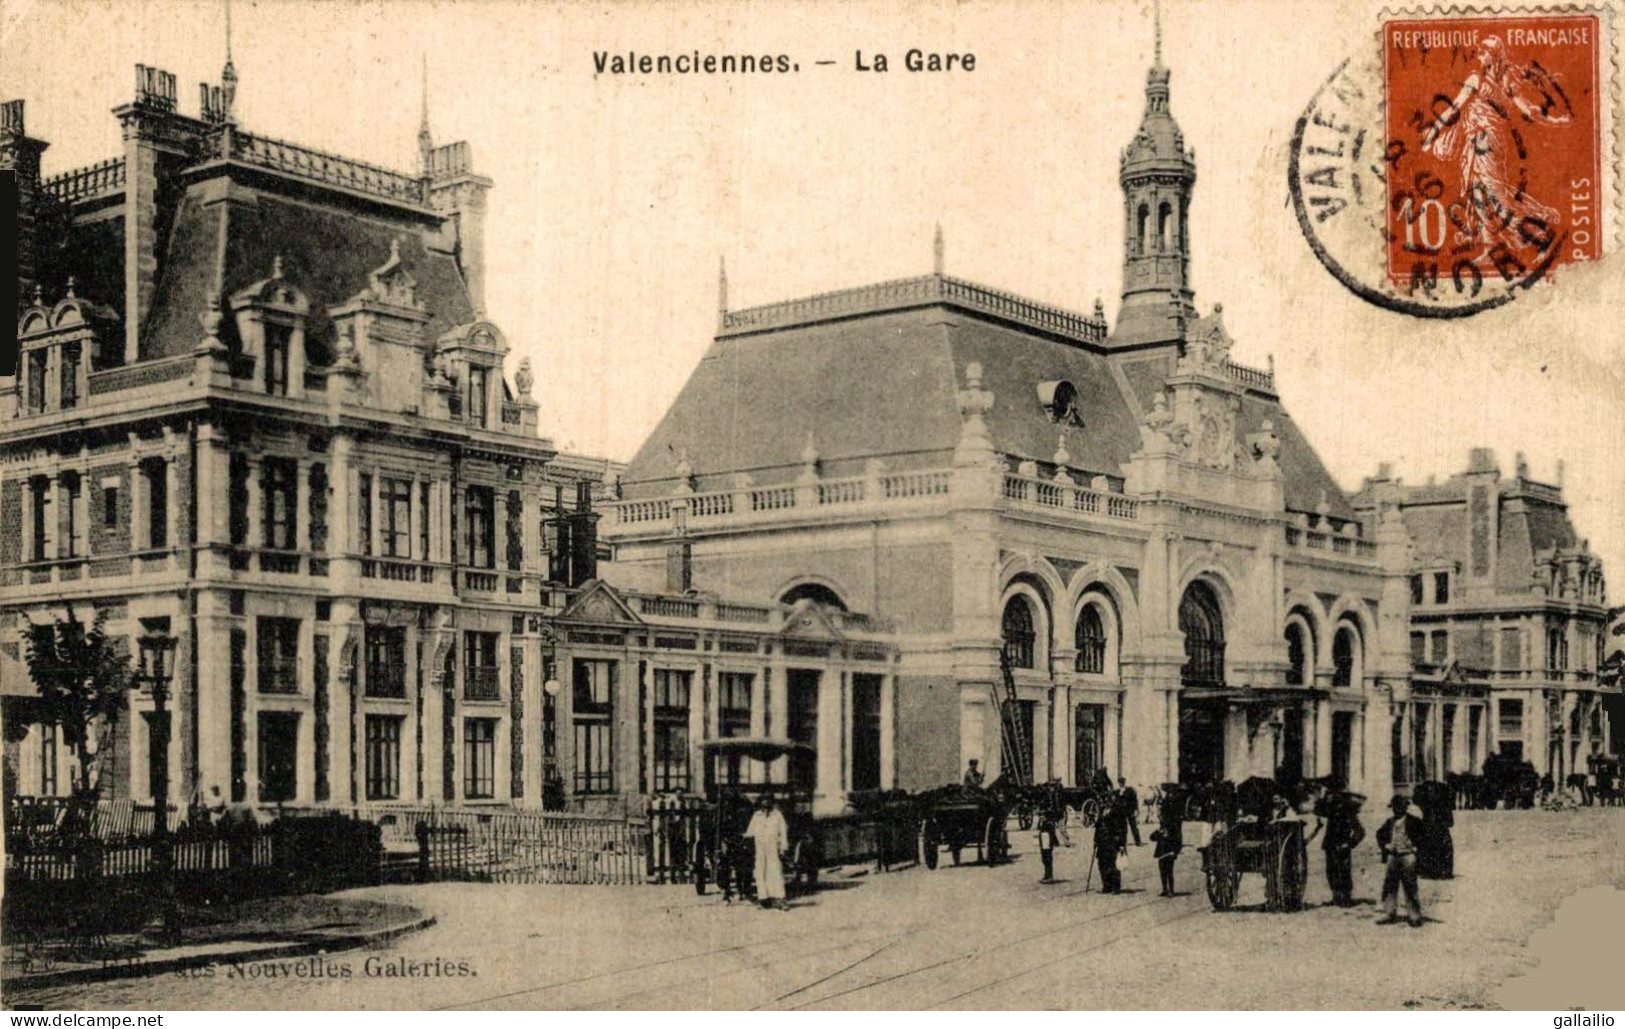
[
  {"left": 1003, "top": 596, "right": 1037, "bottom": 670},
  {"left": 1136, "top": 204, "right": 1151, "bottom": 255},
  {"left": 779, "top": 582, "right": 847, "bottom": 611},
  {"left": 1332, "top": 625, "right": 1359, "bottom": 687},
  {"left": 1179, "top": 581, "right": 1225, "bottom": 687},
  {"left": 1285, "top": 622, "right": 1309, "bottom": 686},
  {"left": 1158, "top": 202, "right": 1173, "bottom": 251},
  {"left": 1075, "top": 605, "right": 1107, "bottom": 675}
]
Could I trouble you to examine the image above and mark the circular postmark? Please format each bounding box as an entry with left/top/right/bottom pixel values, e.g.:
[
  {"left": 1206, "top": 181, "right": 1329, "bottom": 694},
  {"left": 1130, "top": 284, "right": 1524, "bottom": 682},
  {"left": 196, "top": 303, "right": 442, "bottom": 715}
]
[{"left": 1288, "top": 14, "right": 1607, "bottom": 319}]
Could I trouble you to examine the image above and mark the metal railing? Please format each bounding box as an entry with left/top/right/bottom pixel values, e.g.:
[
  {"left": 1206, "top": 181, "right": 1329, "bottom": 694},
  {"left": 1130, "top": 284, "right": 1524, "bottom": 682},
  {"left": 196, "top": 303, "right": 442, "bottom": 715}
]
[
  {"left": 42, "top": 158, "right": 127, "bottom": 203},
  {"left": 215, "top": 129, "right": 428, "bottom": 206},
  {"left": 464, "top": 666, "right": 501, "bottom": 701}
]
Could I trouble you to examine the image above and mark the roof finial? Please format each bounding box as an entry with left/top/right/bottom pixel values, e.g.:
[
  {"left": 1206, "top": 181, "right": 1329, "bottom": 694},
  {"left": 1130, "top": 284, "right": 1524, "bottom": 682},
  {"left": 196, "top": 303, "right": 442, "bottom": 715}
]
[
  {"left": 221, "top": 0, "right": 238, "bottom": 117},
  {"left": 933, "top": 223, "right": 945, "bottom": 276},
  {"left": 717, "top": 256, "right": 728, "bottom": 313},
  {"left": 418, "top": 54, "right": 434, "bottom": 174},
  {"left": 1153, "top": 0, "right": 1164, "bottom": 68},
  {"left": 65, "top": 276, "right": 76, "bottom": 299}
]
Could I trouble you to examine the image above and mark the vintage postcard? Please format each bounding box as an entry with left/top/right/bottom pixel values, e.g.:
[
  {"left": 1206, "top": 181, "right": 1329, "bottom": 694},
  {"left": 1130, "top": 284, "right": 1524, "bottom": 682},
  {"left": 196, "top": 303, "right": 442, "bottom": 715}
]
[{"left": 0, "top": 0, "right": 1622, "bottom": 1015}]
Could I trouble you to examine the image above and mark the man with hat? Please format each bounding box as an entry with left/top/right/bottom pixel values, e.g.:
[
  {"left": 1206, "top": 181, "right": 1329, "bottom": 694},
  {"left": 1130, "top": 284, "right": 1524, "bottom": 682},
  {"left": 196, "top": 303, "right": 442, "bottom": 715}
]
[
  {"left": 963, "top": 759, "right": 985, "bottom": 788},
  {"left": 1321, "top": 790, "right": 1366, "bottom": 907},
  {"left": 1375, "top": 793, "right": 1425, "bottom": 926}
]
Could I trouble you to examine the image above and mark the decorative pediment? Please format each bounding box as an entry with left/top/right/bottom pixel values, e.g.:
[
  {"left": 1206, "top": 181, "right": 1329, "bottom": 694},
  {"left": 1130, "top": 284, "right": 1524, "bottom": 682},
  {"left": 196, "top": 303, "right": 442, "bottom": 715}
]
[
  {"left": 351, "top": 239, "right": 424, "bottom": 312},
  {"left": 17, "top": 280, "right": 119, "bottom": 341},
  {"left": 230, "top": 256, "right": 310, "bottom": 315},
  {"left": 780, "top": 600, "right": 845, "bottom": 642},
  {"left": 437, "top": 320, "right": 508, "bottom": 355},
  {"left": 560, "top": 580, "right": 644, "bottom": 626}
]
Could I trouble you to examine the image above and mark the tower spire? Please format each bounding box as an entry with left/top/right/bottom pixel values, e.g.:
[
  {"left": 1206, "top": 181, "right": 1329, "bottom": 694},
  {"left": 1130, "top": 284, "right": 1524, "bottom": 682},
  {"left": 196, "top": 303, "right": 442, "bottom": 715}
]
[
  {"left": 933, "top": 223, "right": 945, "bottom": 276},
  {"left": 1153, "top": 0, "right": 1163, "bottom": 68},
  {"left": 418, "top": 54, "right": 434, "bottom": 175},
  {"left": 221, "top": 0, "right": 238, "bottom": 118}
]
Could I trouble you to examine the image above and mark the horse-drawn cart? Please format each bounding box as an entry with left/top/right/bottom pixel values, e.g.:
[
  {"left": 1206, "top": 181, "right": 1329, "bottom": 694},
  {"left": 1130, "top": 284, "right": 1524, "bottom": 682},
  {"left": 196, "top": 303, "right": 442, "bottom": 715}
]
[
  {"left": 1197, "top": 777, "right": 1309, "bottom": 912},
  {"left": 688, "top": 738, "right": 823, "bottom": 898},
  {"left": 915, "top": 783, "right": 1011, "bottom": 869}
]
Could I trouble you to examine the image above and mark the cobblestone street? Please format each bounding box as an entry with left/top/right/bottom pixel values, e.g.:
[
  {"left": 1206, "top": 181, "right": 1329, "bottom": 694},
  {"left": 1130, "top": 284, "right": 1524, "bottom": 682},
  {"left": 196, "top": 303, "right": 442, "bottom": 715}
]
[{"left": 11, "top": 808, "right": 1622, "bottom": 1011}]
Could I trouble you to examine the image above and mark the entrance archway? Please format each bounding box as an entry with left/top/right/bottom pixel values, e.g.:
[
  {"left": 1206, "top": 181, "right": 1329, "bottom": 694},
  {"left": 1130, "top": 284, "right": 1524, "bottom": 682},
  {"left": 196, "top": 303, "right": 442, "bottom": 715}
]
[{"left": 1178, "top": 579, "right": 1228, "bottom": 784}]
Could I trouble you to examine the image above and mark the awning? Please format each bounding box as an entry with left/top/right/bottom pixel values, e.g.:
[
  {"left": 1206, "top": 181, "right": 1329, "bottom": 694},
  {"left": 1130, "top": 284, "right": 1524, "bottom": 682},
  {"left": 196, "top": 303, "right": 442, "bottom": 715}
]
[{"left": 1180, "top": 686, "right": 1327, "bottom": 705}]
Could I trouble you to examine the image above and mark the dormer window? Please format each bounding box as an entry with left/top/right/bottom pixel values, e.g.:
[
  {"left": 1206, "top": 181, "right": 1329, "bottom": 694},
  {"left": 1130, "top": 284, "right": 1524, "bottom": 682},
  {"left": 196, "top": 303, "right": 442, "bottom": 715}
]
[
  {"left": 60, "top": 344, "right": 81, "bottom": 410},
  {"left": 264, "top": 324, "right": 291, "bottom": 395},
  {"left": 468, "top": 366, "right": 489, "bottom": 427},
  {"left": 26, "top": 351, "right": 46, "bottom": 414},
  {"left": 1036, "top": 380, "right": 1083, "bottom": 427}
]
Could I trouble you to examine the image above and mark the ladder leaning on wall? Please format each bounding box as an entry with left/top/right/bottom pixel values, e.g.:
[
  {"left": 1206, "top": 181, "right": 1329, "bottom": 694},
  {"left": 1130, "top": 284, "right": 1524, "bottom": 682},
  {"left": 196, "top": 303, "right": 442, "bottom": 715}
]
[{"left": 993, "top": 646, "right": 1032, "bottom": 788}]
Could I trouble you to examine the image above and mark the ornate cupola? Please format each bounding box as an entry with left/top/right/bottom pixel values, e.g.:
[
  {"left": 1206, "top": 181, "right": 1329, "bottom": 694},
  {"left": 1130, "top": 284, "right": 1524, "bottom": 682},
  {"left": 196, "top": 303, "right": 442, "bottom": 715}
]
[{"left": 1109, "top": 4, "right": 1199, "bottom": 349}]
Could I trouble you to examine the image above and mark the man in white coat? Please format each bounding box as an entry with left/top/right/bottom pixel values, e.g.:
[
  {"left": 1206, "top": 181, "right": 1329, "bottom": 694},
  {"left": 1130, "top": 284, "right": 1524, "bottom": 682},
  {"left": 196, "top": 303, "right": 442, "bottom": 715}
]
[{"left": 745, "top": 794, "right": 790, "bottom": 909}]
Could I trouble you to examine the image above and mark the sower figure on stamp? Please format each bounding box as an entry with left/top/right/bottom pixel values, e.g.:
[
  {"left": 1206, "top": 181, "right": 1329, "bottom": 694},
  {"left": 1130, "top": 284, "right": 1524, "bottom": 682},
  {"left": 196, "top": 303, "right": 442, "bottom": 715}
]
[
  {"left": 1375, "top": 794, "right": 1425, "bottom": 927},
  {"left": 1322, "top": 791, "right": 1366, "bottom": 907}
]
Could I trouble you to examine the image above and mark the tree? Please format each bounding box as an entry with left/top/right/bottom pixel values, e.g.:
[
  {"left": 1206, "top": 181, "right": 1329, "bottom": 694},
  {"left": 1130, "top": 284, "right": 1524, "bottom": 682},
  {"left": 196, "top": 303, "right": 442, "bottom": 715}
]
[{"left": 23, "top": 611, "right": 134, "bottom": 800}]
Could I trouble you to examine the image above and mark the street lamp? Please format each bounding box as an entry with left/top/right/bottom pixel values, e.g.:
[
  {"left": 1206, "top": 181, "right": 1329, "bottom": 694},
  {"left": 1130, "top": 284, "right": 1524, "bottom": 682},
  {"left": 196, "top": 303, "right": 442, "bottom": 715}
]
[{"left": 138, "top": 630, "right": 178, "bottom": 941}]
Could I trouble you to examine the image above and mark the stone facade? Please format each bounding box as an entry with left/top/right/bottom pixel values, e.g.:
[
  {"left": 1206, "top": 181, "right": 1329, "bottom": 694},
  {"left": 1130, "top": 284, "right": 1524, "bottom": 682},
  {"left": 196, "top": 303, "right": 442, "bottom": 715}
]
[
  {"left": 0, "top": 64, "right": 897, "bottom": 816},
  {"left": 605, "top": 44, "right": 1417, "bottom": 801},
  {"left": 1356, "top": 452, "right": 1612, "bottom": 783}
]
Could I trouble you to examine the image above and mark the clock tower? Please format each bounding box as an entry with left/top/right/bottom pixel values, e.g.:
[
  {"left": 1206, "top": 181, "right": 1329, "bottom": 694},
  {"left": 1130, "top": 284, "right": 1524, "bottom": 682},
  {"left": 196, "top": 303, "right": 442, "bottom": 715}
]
[{"left": 1109, "top": 8, "right": 1198, "bottom": 349}]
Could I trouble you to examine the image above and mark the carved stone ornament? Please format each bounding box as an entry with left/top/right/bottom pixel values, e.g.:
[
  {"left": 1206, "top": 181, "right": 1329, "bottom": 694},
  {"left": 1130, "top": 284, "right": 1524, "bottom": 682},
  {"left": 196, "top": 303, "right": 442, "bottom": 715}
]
[
  {"left": 514, "top": 356, "right": 534, "bottom": 397},
  {"left": 363, "top": 239, "right": 424, "bottom": 311}
]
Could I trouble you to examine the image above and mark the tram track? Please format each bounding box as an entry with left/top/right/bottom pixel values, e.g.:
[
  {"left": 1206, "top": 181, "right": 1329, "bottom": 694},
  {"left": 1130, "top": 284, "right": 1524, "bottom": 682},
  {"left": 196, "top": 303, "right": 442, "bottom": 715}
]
[{"left": 778, "top": 890, "right": 1208, "bottom": 1010}]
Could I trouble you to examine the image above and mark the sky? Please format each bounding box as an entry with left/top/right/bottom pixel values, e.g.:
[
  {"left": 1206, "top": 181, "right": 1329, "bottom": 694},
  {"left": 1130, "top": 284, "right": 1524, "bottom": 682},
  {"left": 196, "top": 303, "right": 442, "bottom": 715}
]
[{"left": 4, "top": 0, "right": 1621, "bottom": 580}]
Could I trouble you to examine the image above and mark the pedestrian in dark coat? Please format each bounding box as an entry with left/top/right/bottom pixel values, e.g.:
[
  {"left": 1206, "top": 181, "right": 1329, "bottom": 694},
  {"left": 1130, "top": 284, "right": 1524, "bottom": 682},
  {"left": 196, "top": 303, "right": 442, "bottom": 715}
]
[
  {"left": 1322, "top": 792, "right": 1366, "bottom": 906},
  {"left": 1036, "top": 811, "right": 1059, "bottom": 884},
  {"left": 1375, "top": 795, "right": 1426, "bottom": 927},
  {"left": 1094, "top": 798, "right": 1128, "bottom": 893},
  {"left": 1151, "top": 800, "right": 1182, "bottom": 896},
  {"left": 1118, "top": 778, "right": 1142, "bottom": 846}
]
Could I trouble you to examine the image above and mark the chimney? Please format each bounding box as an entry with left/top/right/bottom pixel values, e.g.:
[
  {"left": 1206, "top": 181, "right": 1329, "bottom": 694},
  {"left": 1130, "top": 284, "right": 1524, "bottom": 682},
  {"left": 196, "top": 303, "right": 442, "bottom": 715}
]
[
  {"left": 427, "top": 141, "right": 493, "bottom": 319},
  {"left": 113, "top": 65, "right": 190, "bottom": 363},
  {"left": 566, "top": 480, "right": 599, "bottom": 586},
  {"left": 1, "top": 100, "right": 49, "bottom": 316}
]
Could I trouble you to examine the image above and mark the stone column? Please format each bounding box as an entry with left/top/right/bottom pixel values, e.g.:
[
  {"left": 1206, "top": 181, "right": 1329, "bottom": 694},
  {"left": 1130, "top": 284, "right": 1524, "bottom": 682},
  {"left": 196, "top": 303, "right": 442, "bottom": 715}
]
[
  {"left": 245, "top": 455, "right": 262, "bottom": 550},
  {"left": 163, "top": 430, "right": 180, "bottom": 555},
  {"left": 523, "top": 640, "right": 543, "bottom": 806},
  {"left": 328, "top": 613, "right": 359, "bottom": 805},
  {"left": 1314, "top": 699, "right": 1333, "bottom": 778},
  {"left": 370, "top": 473, "right": 383, "bottom": 557},
  {"left": 295, "top": 458, "right": 312, "bottom": 554},
  {"left": 194, "top": 590, "right": 234, "bottom": 799},
  {"left": 880, "top": 673, "right": 896, "bottom": 790}
]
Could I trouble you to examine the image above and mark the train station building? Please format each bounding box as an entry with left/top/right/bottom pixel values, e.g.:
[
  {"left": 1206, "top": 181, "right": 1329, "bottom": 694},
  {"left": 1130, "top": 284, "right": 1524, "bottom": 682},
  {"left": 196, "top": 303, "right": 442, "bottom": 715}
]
[{"left": 0, "top": 63, "right": 896, "bottom": 818}]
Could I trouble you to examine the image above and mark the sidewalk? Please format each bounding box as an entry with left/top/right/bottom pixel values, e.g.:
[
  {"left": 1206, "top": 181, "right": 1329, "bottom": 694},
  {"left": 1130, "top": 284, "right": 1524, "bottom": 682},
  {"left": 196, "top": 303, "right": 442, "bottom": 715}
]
[{"left": 3, "top": 895, "right": 435, "bottom": 993}]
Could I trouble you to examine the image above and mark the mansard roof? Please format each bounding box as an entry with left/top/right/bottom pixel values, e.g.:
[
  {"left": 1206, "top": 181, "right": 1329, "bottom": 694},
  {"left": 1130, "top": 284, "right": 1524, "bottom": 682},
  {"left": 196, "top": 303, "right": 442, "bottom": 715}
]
[
  {"left": 621, "top": 280, "right": 1356, "bottom": 520},
  {"left": 144, "top": 182, "right": 474, "bottom": 364}
]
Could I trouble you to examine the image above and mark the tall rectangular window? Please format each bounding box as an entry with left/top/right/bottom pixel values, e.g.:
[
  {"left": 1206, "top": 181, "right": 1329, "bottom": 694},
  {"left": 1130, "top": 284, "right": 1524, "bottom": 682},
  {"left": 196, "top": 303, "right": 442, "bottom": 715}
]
[
  {"left": 463, "top": 631, "right": 500, "bottom": 701},
  {"left": 60, "top": 343, "right": 80, "bottom": 410},
  {"left": 60, "top": 473, "right": 82, "bottom": 559},
  {"left": 463, "top": 718, "right": 496, "bottom": 799},
  {"left": 852, "top": 674, "right": 883, "bottom": 792},
  {"left": 1498, "top": 699, "right": 1524, "bottom": 758},
  {"left": 26, "top": 350, "right": 46, "bottom": 413},
  {"left": 787, "top": 670, "right": 820, "bottom": 790},
  {"left": 365, "top": 715, "right": 403, "bottom": 800},
  {"left": 1410, "top": 632, "right": 1427, "bottom": 668},
  {"left": 103, "top": 482, "right": 119, "bottom": 528},
  {"left": 358, "top": 473, "right": 373, "bottom": 555},
  {"left": 418, "top": 484, "right": 430, "bottom": 560},
  {"left": 1433, "top": 572, "right": 1450, "bottom": 605},
  {"left": 652, "top": 669, "right": 691, "bottom": 793},
  {"left": 143, "top": 458, "right": 167, "bottom": 549},
  {"left": 261, "top": 457, "right": 297, "bottom": 550},
  {"left": 40, "top": 726, "right": 57, "bottom": 796},
  {"left": 716, "top": 671, "right": 754, "bottom": 785},
  {"left": 1409, "top": 575, "right": 1425, "bottom": 605},
  {"left": 364, "top": 625, "right": 407, "bottom": 699},
  {"left": 1429, "top": 631, "right": 1448, "bottom": 666},
  {"left": 308, "top": 464, "right": 328, "bottom": 554},
  {"left": 29, "top": 476, "right": 51, "bottom": 560},
  {"left": 467, "top": 367, "right": 488, "bottom": 427},
  {"left": 572, "top": 659, "right": 615, "bottom": 793},
  {"left": 256, "top": 617, "right": 300, "bottom": 694},
  {"left": 264, "top": 323, "right": 290, "bottom": 395},
  {"left": 382, "top": 478, "right": 413, "bottom": 558},
  {"left": 228, "top": 454, "right": 250, "bottom": 546},
  {"left": 257, "top": 711, "right": 299, "bottom": 803},
  {"left": 465, "top": 486, "right": 494, "bottom": 569}
]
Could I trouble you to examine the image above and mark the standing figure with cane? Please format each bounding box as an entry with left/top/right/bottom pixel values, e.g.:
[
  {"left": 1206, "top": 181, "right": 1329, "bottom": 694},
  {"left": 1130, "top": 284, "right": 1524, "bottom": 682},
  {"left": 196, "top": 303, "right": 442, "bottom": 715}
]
[
  {"left": 1151, "top": 786, "right": 1184, "bottom": 896},
  {"left": 1093, "top": 786, "right": 1131, "bottom": 893}
]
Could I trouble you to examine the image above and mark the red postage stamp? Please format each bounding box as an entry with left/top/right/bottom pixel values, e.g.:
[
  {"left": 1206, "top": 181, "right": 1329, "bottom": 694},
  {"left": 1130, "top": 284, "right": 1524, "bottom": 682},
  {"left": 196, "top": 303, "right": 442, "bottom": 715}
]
[{"left": 1383, "top": 13, "right": 1604, "bottom": 290}]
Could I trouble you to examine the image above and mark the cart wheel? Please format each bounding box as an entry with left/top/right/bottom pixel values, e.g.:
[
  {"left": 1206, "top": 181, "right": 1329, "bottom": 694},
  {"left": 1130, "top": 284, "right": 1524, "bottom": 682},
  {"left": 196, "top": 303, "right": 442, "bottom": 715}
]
[
  {"left": 919, "top": 819, "right": 940, "bottom": 870},
  {"left": 1276, "top": 837, "right": 1306, "bottom": 912},
  {"left": 1204, "top": 837, "right": 1239, "bottom": 911},
  {"left": 983, "top": 815, "right": 1007, "bottom": 865},
  {"left": 1081, "top": 798, "right": 1100, "bottom": 828}
]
